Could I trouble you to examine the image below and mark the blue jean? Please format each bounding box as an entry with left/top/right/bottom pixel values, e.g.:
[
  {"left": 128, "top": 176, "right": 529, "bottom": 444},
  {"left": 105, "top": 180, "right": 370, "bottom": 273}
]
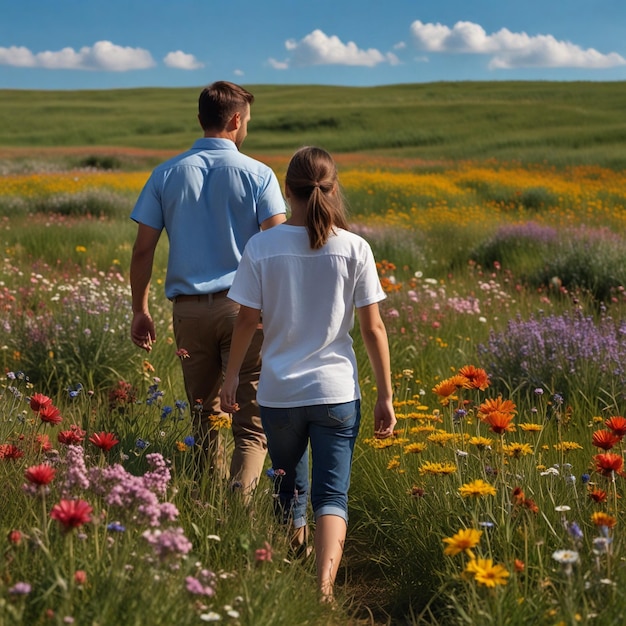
[{"left": 260, "top": 400, "right": 361, "bottom": 529}]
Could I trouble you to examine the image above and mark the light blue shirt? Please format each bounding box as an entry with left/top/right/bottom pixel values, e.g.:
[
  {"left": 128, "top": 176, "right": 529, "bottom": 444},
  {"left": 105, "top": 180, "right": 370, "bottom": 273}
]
[{"left": 131, "top": 137, "right": 286, "bottom": 299}]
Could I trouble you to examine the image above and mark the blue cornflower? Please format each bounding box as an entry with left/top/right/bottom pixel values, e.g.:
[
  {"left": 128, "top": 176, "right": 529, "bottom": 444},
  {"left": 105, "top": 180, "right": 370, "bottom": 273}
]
[
  {"left": 553, "top": 393, "right": 564, "bottom": 405},
  {"left": 135, "top": 438, "right": 149, "bottom": 450},
  {"left": 161, "top": 406, "right": 173, "bottom": 420},
  {"left": 266, "top": 468, "right": 276, "bottom": 479},
  {"left": 453, "top": 409, "right": 467, "bottom": 422},
  {"left": 567, "top": 521, "right": 583, "bottom": 541},
  {"left": 184, "top": 435, "right": 195, "bottom": 447},
  {"left": 581, "top": 473, "right": 591, "bottom": 484},
  {"left": 175, "top": 399, "right": 188, "bottom": 412},
  {"left": 107, "top": 522, "right": 126, "bottom": 533}
]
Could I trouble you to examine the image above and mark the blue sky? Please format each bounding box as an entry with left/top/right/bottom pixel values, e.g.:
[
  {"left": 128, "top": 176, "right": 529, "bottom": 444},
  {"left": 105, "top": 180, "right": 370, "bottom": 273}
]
[{"left": 1, "top": 0, "right": 625, "bottom": 90}]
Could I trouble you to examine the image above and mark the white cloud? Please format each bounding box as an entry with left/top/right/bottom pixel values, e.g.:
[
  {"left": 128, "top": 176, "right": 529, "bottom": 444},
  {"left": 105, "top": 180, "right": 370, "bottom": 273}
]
[
  {"left": 233, "top": 69, "right": 244, "bottom": 76},
  {"left": 0, "top": 41, "right": 155, "bottom": 71},
  {"left": 410, "top": 20, "right": 626, "bottom": 69},
  {"left": 277, "top": 29, "right": 398, "bottom": 68},
  {"left": 267, "top": 57, "right": 289, "bottom": 70},
  {"left": 163, "top": 50, "right": 204, "bottom": 70}
]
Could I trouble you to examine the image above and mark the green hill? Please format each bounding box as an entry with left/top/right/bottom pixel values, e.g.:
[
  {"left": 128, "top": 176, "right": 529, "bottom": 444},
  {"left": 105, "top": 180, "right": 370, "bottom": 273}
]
[{"left": 1, "top": 82, "right": 626, "bottom": 167}]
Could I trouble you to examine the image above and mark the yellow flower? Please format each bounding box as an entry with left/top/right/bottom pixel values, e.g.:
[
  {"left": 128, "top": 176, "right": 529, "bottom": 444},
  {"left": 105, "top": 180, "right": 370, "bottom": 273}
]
[
  {"left": 427, "top": 432, "right": 458, "bottom": 446},
  {"left": 443, "top": 528, "right": 482, "bottom": 557},
  {"left": 362, "top": 437, "right": 395, "bottom": 449},
  {"left": 464, "top": 558, "right": 509, "bottom": 587},
  {"left": 209, "top": 414, "right": 232, "bottom": 430},
  {"left": 553, "top": 441, "right": 583, "bottom": 452},
  {"left": 468, "top": 436, "right": 493, "bottom": 449},
  {"left": 409, "top": 425, "right": 438, "bottom": 435},
  {"left": 501, "top": 442, "right": 533, "bottom": 458},
  {"left": 519, "top": 422, "right": 542, "bottom": 432},
  {"left": 387, "top": 456, "right": 401, "bottom": 470},
  {"left": 419, "top": 461, "right": 457, "bottom": 476},
  {"left": 75, "top": 245, "right": 87, "bottom": 253},
  {"left": 459, "top": 479, "right": 497, "bottom": 498},
  {"left": 403, "top": 442, "right": 427, "bottom": 454}
]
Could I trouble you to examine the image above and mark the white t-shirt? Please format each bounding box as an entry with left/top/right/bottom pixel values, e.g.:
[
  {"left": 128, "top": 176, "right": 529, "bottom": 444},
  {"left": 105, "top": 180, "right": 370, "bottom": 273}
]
[{"left": 228, "top": 224, "right": 386, "bottom": 408}]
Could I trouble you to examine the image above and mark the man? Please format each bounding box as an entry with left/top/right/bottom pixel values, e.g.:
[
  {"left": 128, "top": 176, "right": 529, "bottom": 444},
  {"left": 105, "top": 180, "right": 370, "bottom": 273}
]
[{"left": 130, "top": 81, "right": 286, "bottom": 495}]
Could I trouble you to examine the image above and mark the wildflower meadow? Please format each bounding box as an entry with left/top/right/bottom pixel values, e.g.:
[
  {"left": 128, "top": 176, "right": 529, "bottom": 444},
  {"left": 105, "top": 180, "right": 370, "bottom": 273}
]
[{"left": 2, "top": 146, "right": 626, "bottom": 625}]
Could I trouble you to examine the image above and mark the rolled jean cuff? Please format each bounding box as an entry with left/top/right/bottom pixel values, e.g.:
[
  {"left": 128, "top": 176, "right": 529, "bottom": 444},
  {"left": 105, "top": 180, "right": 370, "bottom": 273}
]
[
  {"left": 314, "top": 505, "right": 348, "bottom": 525},
  {"left": 291, "top": 515, "right": 308, "bottom": 529}
]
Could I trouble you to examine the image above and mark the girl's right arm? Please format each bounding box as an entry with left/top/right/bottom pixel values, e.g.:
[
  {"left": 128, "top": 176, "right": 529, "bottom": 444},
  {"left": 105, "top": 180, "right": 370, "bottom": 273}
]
[{"left": 220, "top": 305, "right": 261, "bottom": 413}]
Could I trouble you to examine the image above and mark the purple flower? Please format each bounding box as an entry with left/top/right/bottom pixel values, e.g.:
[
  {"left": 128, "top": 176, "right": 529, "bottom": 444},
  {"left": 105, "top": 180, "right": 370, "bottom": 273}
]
[{"left": 9, "top": 582, "right": 32, "bottom": 595}]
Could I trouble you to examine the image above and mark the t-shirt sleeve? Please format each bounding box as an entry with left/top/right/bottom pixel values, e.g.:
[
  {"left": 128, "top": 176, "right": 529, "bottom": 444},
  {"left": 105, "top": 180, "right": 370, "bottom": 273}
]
[
  {"left": 354, "top": 241, "right": 386, "bottom": 309},
  {"left": 256, "top": 170, "right": 287, "bottom": 225},
  {"left": 227, "top": 245, "right": 263, "bottom": 310}
]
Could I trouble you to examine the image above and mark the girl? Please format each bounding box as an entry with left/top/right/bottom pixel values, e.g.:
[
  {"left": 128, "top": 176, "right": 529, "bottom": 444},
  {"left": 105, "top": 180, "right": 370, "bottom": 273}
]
[{"left": 220, "top": 146, "right": 396, "bottom": 602}]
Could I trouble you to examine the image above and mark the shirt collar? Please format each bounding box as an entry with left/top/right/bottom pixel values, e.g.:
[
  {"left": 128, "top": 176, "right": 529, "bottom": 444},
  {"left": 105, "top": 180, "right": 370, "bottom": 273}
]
[{"left": 191, "top": 137, "right": 238, "bottom": 151}]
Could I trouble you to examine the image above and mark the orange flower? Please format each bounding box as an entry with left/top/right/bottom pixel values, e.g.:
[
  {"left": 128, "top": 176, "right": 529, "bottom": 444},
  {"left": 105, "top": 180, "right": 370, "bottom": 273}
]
[
  {"left": 485, "top": 411, "right": 514, "bottom": 434},
  {"left": 594, "top": 452, "right": 624, "bottom": 477},
  {"left": 592, "top": 430, "right": 620, "bottom": 450},
  {"left": 588, "top": 487, "right": 608, "bottom": 503},
  {"left": 605, "top": 416, "right": 626, "bottom": 438},
  {"left": 477, "top": 397, "right": 516, "bottom": 421},
  {"left": 591, "top": 511, "right": 617, "bottom": 528},
  {"left": 432, "top": 375, "right": 471, "bottom": 398},
  {"left": 512, "top": 486, "right": 525, "bottom": 504},
  {"left": 514, "top": 559, "right": 525, "bottom": 573},
  {"left": 458, "top": 365, "right": 490, "bottom": 390}
]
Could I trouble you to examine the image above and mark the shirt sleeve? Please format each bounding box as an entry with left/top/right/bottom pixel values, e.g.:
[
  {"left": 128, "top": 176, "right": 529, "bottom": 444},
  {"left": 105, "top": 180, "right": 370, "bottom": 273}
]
[
  {"left": 227, "top": 244, "right": 263, "bottom": 310},
  {"left": 354, "top": 241, "right": 386, "bottom": 309},
  {"left": 130, "top": 172, "right": 165, "bottom": 231},
  {"left": 255, "top": 169, "right": 287, "bottom": 224}
]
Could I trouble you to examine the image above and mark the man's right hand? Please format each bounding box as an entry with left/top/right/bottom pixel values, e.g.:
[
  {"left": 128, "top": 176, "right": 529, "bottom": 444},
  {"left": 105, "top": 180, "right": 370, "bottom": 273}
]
[{"left": 131, "top": 311, "right": 156, "bottom": 352}]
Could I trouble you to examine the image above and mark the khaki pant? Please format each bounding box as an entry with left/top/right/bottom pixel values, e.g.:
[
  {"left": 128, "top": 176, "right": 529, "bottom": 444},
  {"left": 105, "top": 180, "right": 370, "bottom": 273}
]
[{"left": 172, "top": 293, "right": 266, "bottom": 494}]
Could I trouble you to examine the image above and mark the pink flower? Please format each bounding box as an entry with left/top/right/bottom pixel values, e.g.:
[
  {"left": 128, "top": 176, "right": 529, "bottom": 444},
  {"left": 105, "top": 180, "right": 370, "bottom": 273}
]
[{"left": 255, "top": 541, "right": 273, "bottom": 562}]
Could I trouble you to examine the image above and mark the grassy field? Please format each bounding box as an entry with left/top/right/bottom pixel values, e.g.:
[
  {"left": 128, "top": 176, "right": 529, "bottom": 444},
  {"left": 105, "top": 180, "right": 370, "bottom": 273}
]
[
  {"left": 1, "top": 82, "right": 626, "bottom": 167},
  {"left": 3, "top": 82, "right": 626, "bottom": 625}
]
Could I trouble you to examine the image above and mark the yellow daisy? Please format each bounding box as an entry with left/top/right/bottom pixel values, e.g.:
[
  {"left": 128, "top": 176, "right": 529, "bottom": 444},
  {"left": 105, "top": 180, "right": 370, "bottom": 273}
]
[
  {"left": 458, "top": 479, "right": 497, "bottom": 498},
  {"left": 443, "top": 528, "right": 482, "bottom": 557}
]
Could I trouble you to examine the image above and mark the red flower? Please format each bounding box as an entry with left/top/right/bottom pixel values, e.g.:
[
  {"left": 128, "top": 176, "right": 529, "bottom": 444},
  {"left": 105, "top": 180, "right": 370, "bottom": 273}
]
[
  {"left": 25, "top": 463, "right": 56, "bottom": 485},
  {"left": 50, "top": 499, "right": 93, "bottom": 530},
  {"left": 594, "top": 452, "right": 624, "bottom": 477},
  {"left": 38, "top": 405, "right": 62, "bottom": 425},
  {"left": 592, "top": 430, "right": 620, "bottom": 450},
  {"left": 89, "top": 431, "right": 119, "bottom": 452},
  {"left": 605, "top": 416, "right": 626, "bottom": 438},
  {"left": 29, "top": 393, "right": 53, "bottom": 412},
  {"left": 0, "top": 444, "right": 24, "bottom": 460},
  {"left": 8, "top": 530, "right": 23, "bottom": 545},
  {"left": 58, "top": 425, "right": 86, "bottom": 446},
  {"left": 588, "top": 487, "right": 608, "bottom": 503},
  {"left": 74, "top": 570, "right": 87, "bottom": 585}
]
